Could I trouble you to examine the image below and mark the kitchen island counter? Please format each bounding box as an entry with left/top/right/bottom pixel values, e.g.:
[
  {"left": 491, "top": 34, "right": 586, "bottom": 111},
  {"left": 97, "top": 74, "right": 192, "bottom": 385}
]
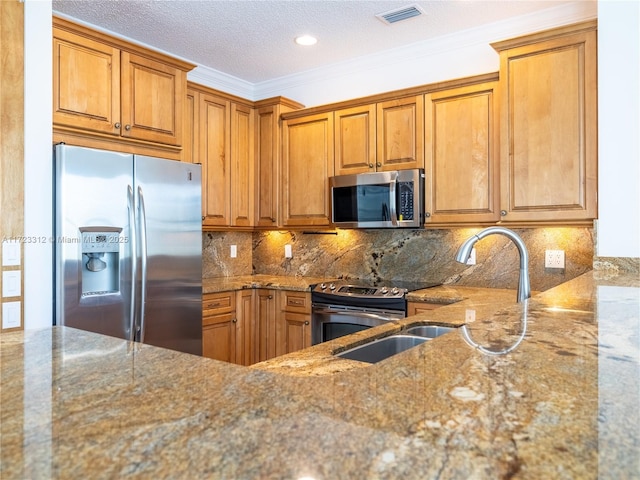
[{"left": 1, "top": 271, "right": 638, "bottom": 479}]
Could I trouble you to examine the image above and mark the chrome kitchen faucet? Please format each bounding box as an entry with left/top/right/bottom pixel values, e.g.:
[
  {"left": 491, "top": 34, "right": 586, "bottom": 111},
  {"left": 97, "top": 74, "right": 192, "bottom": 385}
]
[{"left": 455, "top": 227, "right": 531, "bottom": 303}]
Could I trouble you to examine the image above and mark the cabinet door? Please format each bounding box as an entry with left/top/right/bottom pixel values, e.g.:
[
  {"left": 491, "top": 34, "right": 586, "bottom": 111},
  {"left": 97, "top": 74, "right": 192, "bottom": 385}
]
[
  {"left": 254, "top": 289, "right": 277, "bottom": 363},
  {"left": 202, "top": 313, "right": 236, "bottom": 363},
  {"left": 255, "top": 105, "right": 280, "bottom": 227},
  {"left": 235, "top": 289, "right": 254, "bottom": 366},
  {"left": 230, "top": 103, "right": 255, "bottom": 227},
  {"left": 334, "top": 104, "right": 376, "bottom": 175},
  {"left": 282, "top": 112, "right": 334, "bottom": 227},
  {"left": 200, "top": 93, "right": 231, "bottom": 226},
  {"left": 120, "top": 51, "right": 185, "bottom": 146},
  {"left": 376, "top": 96, "right": 424, "bottom": 171},
  {"left": 53, "top": 28, "right": 121, "bottom": 136},
  {"left": 424, "top": 82, "right": 500, "bottom": 224},
  {"left": 183, "top": 88, "right": 199, "bottom": 164},
  {"left": 202, "top": 292, "right": 236, "bottom": 363},
  {"left": 495, "top": 26, "right": 597, "bottom": 222},
  {"left": 279, "top": 311, "right": 311, "bottom": 355}
]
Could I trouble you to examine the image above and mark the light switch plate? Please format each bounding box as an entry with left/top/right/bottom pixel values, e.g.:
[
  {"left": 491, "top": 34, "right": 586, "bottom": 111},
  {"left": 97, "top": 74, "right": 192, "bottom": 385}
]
[
  {"left": 2, "top": 301, "right": 21, "bottom": 329},
  {"left": 230, "top": 245, "right": 237, "bottom": 258},
  {"left": 2, "top": 271, "right": 21, "bottom": 297},
  {"left": 2, "top": 241, "right": 20, "bottom": 266},
  {"left": 284, "top": 244, "right": 292, "bottom": 258}
]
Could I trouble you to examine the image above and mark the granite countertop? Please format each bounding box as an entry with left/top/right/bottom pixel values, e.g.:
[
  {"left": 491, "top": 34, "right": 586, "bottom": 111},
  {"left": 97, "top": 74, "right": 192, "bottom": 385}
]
[
  {"left": 1, "top": 271, "right": 639, "bottom": 479},
  {"left": 202, "top": 274, "right": 336, "bottom": 294}
]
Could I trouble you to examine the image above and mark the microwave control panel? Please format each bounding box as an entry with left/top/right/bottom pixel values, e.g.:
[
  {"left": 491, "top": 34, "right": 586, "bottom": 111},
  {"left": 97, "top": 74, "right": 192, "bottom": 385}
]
[{"left": 397, "top": 181, "right": 414, "bottom": 221}]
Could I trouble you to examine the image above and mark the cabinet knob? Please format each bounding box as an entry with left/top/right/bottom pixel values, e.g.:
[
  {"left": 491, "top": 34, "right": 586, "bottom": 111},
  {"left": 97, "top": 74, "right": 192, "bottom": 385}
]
[
  {"left": 271, "top": 217, "right": 276, "bottom": 222},
  {"left": 202, "top": 216, "right": 205, "bottom": 221},
  {"left": 124, "top": 124, "right": 131, "bottom": 131},
  {"left": 425, "top": 212, "right": 431, "bottom": 218},
  {"left": 304, "top": 321, "right": 309, "bottom": 325},
  {"left": 368, "top": 163, "right": 374, "bottom": 168},
  {"left": 268, "top": 295, "right": 273, "bottom": 299},
  {"left": 232, "top": 318, "right": 237, "bottom": 323},
  {"left": 114, "top": 122, "right": 121, "bottom": 129},
  {"left": 376, "top": 162, "right": 382, "bottom": 168},
  {"left": 500, "top": 210, "right": 507, "bottom": 216}
]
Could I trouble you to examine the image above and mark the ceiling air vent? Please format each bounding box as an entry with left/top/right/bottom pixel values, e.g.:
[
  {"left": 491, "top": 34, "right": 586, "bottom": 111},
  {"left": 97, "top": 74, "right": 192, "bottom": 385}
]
[{"left": 375, "top": 4, "right": 426, "bottom": 25}]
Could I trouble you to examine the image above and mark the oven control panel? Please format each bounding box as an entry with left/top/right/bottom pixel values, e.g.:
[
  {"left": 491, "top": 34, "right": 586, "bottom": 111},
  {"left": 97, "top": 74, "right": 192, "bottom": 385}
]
[{"left": 313, "top": 282, "right": 405, "bottom": 298}]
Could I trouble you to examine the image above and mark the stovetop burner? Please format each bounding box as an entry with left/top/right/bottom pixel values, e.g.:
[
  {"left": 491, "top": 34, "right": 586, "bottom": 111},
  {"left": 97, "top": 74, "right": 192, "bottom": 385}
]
[{"left": 311, "top": 278, "right": 441, "bottom": 300}]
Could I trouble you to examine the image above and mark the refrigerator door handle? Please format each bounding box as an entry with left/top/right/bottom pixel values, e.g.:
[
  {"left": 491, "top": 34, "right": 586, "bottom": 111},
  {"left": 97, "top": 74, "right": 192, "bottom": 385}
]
[
  {"left": 127, "top": 185, "right": 137, "bottom": 342},
  {"left": 137, "top": 186, "right": 149, "bottom": 343}
]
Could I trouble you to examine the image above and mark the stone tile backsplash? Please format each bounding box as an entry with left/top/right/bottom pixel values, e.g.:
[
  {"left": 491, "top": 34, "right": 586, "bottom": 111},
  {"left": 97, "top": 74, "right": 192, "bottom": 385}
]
[{"left": 204, "top": 227, "right": 595, "bottom": 292}]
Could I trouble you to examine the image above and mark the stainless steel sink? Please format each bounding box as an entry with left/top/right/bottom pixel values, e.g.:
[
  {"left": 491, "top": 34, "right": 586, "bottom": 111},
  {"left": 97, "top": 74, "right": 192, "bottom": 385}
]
[
  {"left": 404, "top": 325, "right": 456, "bottom": 338},
  {"left": 336, "top": 335, "right": 427, "bottom": 364}
]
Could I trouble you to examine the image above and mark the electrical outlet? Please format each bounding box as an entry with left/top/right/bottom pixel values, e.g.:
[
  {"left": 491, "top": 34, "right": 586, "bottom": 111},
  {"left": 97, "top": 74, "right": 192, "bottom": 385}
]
[{"left": 545, "top": 250, "right": 565, "bottom": 269}]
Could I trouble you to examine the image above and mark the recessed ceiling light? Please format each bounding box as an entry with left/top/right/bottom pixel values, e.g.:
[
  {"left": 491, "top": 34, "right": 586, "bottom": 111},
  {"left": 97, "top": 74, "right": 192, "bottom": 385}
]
[{"left": 295, "top": 35, "right": 317, "bottom": 46}]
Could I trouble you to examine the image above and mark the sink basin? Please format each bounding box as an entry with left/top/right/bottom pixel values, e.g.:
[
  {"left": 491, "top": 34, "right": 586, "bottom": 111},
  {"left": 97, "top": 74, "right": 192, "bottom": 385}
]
[
  {"left": 336, "top": 335, "right": 427, "bottom": 364},
  {"left": 404, "top": 325, "right": 456, "bottom": 339}
]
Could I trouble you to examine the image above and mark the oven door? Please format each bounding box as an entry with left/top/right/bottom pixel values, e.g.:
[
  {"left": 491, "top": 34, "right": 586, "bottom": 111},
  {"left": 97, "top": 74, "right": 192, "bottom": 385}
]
[{"left": 311, "top": 303, "right": 405, "bottom": 345}]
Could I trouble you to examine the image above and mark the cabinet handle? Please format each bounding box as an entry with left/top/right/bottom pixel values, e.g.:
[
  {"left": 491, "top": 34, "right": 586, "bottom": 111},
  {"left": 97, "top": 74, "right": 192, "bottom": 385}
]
[
  {"left": 268, "top": 295, "right": 273, "bottom": 299},
  {"left": 376, "top": 162, "right": 382, "bottom": 167},
  {"left": 500, "top": 210, "right": 507, "bottom": 216},
  {"left": 425, "top": 212, "right": 431, "bottom": 218},
  {"left": 124, "top": 124, "right": 131, "bottom": 131},
  {"left": 289, "top": 299, "right": 303, "bottom": 305},
  {"left": 368, "top": 163, "right": 374, "bottom": 168},
  {"left": 232, "top": 318, "right": 237, "bottom": 323},
  {"left": 304, "top": 321, "right": 309, "bottom": 325},
  {"left": 114, "top": 122, "right": 121, "bottom": 129},
  {"left": 202, "top": 216, "right": 205, "bottom": 221},
  {"left": 206, "top": 302, "right": 221, "bottom": 308}
]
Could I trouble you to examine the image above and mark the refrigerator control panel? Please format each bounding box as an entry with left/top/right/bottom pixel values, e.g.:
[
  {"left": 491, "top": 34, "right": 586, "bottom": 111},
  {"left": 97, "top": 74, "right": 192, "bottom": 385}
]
[{"left": 81, "top": 230, "right": 121, "bottom": 254}]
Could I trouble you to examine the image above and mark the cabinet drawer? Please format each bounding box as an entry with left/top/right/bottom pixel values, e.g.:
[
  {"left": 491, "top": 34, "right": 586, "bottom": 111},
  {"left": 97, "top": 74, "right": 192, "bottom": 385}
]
[
  {"left": 202, "top": 291, "right": 235, "bottom": 315},
  {"left": 202, "top": 311, "right": 235, "bottom": 328},
  {"left": 407, "top": 301, "right": 443, "bottom": 316},
  {"left": 280, "top": 291, "right": 310, "bottom": 313}
]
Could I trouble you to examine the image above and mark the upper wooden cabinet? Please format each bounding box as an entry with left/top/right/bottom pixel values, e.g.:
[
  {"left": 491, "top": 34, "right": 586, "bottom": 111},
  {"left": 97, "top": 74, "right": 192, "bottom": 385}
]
[
  {"left": 424, "top": 80, "right": 500, "bottom": 224},
  {"left": 254, "top": 98, "right": 303, "bottom": 228},
  {"left": 492, "top": 21, "right": 598, "bottom": 223},
  {"left": 376, "top": 95, "right": 424, "bottom": 171},
  {"left": 334, "top": 104, "right": 376, "bottom": 175},
  {"left": 187, "top": 83, "right": 255, "bottom": 228},
  {"left": 281, "top": 112, "right": 335, "bottom": 227},
  {"left": 53, "top": 17, "right": 193, "bottom": 156}
]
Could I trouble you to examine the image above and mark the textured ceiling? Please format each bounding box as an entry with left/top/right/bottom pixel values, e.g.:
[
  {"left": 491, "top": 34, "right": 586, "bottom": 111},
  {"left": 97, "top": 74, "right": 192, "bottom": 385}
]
[{"left": 52, "top": 0, "right": 578, "bottom": 84}]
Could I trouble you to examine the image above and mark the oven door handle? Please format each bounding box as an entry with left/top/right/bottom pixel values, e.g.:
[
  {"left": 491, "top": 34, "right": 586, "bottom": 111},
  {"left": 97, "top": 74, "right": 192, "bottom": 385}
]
[{"left": 313, "top": 307, "right": 399, "bottom": 322}]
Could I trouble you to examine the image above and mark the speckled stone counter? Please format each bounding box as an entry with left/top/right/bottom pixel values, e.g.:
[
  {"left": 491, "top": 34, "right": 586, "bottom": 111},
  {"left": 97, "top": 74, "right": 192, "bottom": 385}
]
[
  {"left": 202, "top": 274, "right": 335, "bottom": 294},
  {"left": 1, "top": 271, "right": 639, "bottom": 479}
]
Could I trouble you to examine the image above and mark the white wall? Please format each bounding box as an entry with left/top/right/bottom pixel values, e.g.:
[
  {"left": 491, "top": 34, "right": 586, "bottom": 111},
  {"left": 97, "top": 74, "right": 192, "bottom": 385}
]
[
  {"left": 24, "top": 0, "right": 53, "bottom": 330},
  {"left": 20, "top": 1, "right": 638, "bottom": 330},
  {"left": 596, "top": 1, "right": 640, "bottom": 258}
]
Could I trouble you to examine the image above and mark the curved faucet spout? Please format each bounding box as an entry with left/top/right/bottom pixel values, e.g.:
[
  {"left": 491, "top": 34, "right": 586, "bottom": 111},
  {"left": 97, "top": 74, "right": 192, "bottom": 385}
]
[{"left": 455, "top": 227, "right": 531, "bottom": 303}]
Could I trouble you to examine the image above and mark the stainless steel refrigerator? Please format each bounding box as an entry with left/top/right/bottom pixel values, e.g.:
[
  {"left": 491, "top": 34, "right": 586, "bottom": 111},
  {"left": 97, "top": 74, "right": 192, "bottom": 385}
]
[{"left": 54, "top": 144, "right": 202, "bottom": 355}]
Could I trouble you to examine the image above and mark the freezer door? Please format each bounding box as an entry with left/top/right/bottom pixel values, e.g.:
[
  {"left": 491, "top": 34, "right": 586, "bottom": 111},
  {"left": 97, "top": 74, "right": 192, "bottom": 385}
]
[
  {"left": 55, "top": 145, "right": 135, "bottom": 341},
  {"left": 134, "top": 156, "right": 203, "bottom": 355}
]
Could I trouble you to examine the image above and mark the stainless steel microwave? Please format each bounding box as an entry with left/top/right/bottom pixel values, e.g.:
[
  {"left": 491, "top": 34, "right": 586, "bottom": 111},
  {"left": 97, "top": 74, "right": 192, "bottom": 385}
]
[{"left": 330, "top": 168, "right": 425, "bottom": 228}]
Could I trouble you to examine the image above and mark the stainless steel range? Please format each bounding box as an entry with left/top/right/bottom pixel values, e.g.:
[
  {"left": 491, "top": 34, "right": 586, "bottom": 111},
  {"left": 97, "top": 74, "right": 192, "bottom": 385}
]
[{"left": 311, "top": 279, "right": 440, "bottom": 345}]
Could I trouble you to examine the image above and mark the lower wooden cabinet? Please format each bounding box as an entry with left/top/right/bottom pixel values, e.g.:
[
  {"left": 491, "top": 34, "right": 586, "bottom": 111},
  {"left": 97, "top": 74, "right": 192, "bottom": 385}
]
[
  {"left": 276, "top": 291, "right": 312, "bottom": 356},
  {"left": 202, "top": 290, "right": 252, "bottom": 365},
  {"left": 203, "top": 289, "right": 311, "bottom": 365},
  {"left": 202, "top": 291, "right": 237, "bottom": 363}
]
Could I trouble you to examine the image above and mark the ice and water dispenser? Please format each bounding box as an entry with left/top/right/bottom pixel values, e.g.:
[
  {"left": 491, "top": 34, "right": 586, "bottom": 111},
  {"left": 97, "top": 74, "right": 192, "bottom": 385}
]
[{"left": 80, "top": 227, "right": 122, "bottom": 296}]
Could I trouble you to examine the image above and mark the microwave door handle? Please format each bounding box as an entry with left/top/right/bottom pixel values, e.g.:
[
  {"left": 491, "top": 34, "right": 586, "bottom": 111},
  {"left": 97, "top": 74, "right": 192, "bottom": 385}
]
[{"left": 389, "top": 176, "right": 398, "bottom": 226}]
